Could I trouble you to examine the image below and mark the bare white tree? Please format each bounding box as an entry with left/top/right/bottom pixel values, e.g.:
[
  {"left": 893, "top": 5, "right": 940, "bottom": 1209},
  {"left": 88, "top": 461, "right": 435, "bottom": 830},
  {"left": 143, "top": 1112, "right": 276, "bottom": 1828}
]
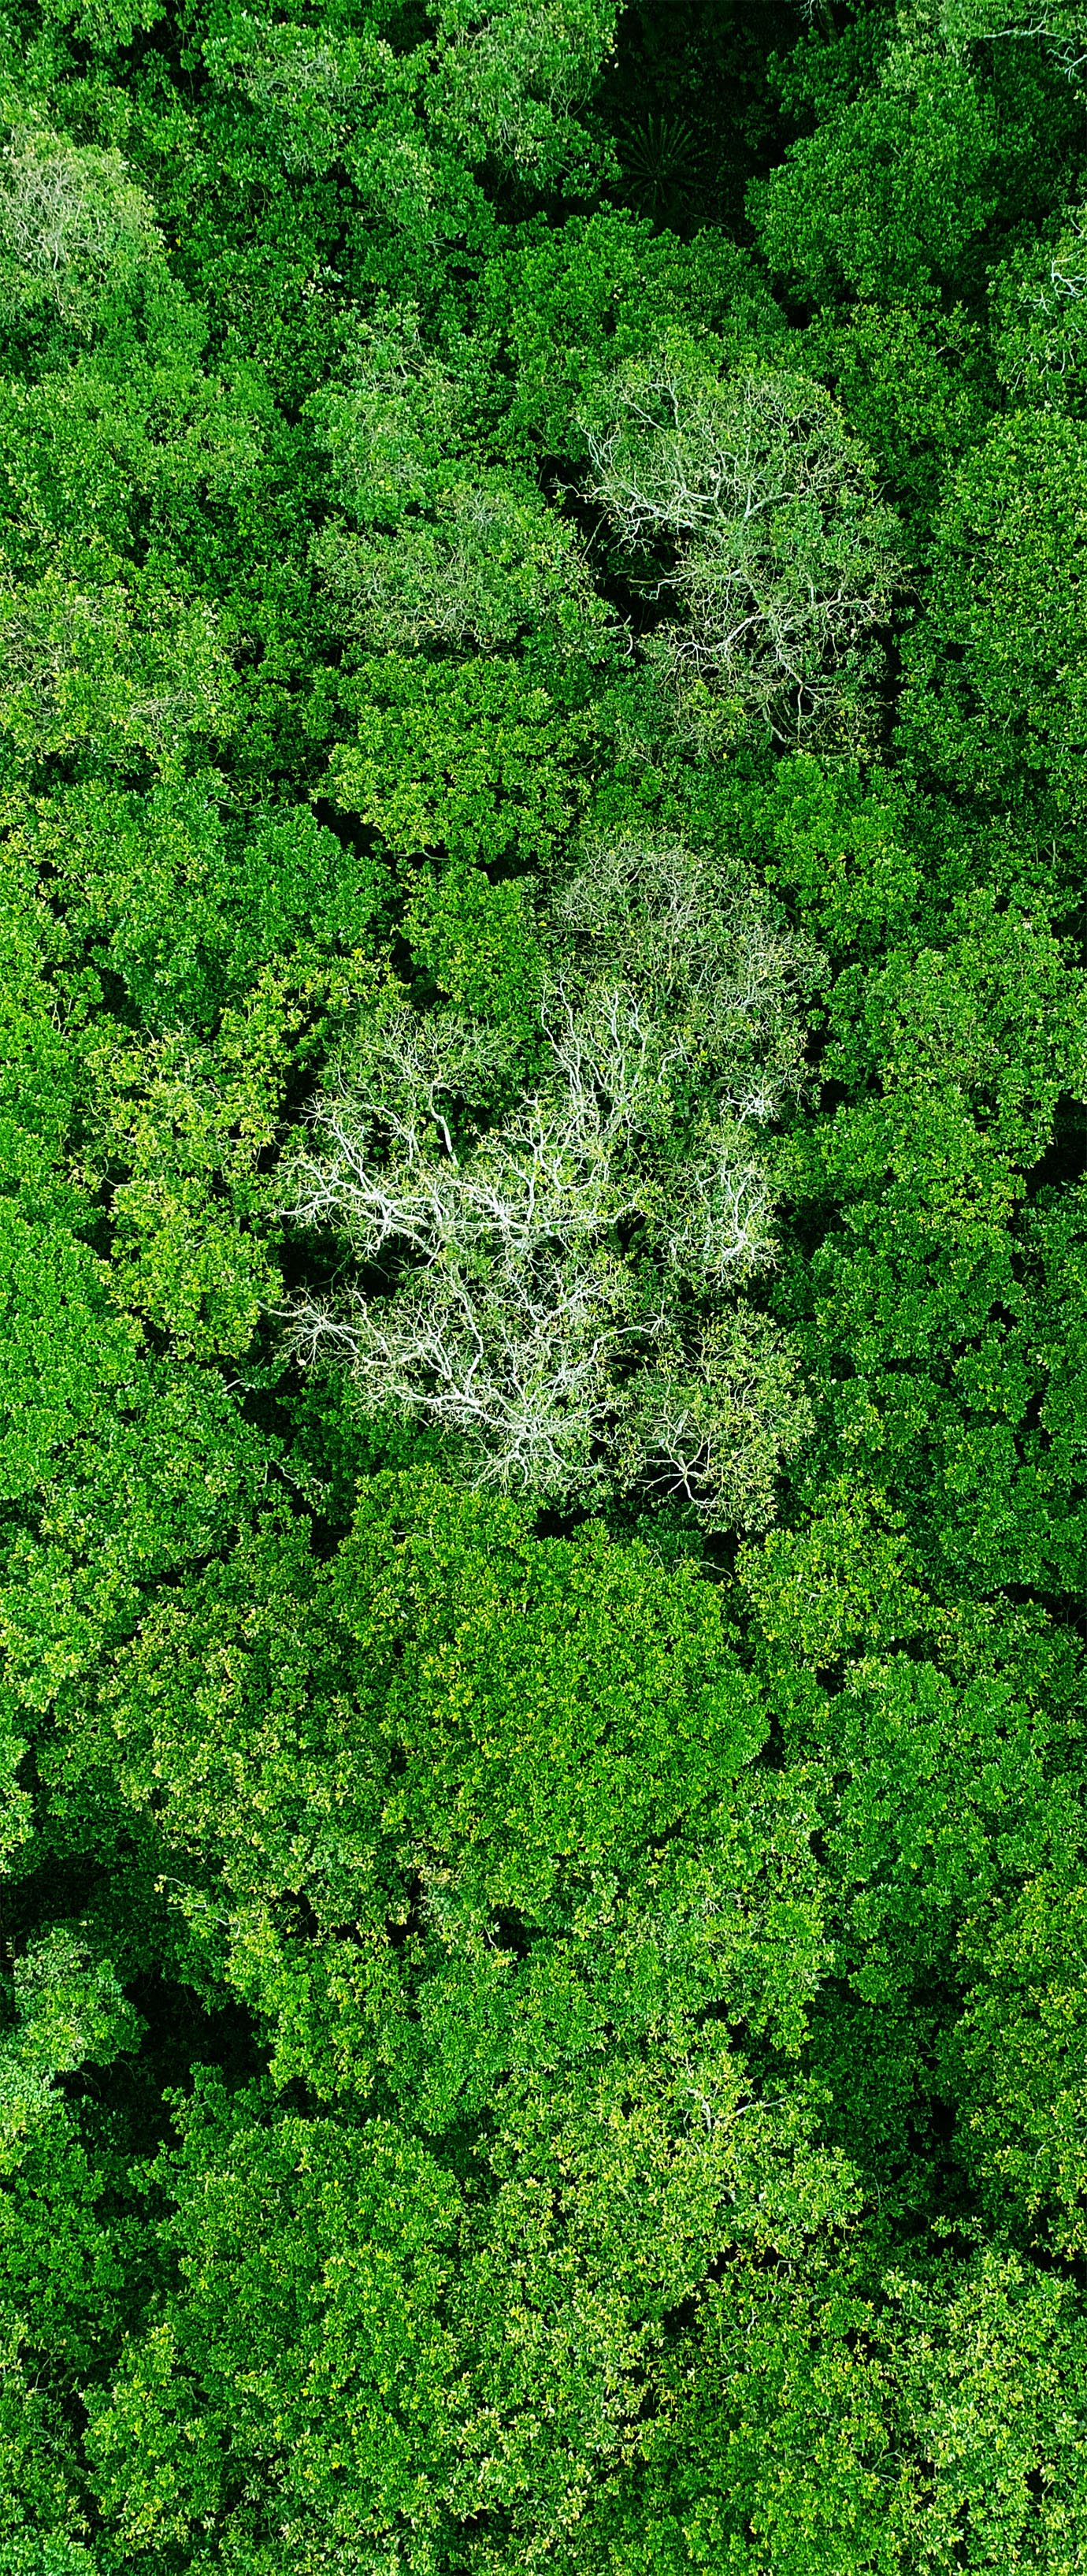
[
  {"left": 277, "top": 844, "right": 814, "bottom": 1526},
  {"left": 291, "top": 1248, "right": 629, "bottom": 1498},
  {"left": 0, "top": 128, "right": 162, "bottom": 316},
  {"left": 581, "top": 358, "right": 902, "bottom": 741},
  {"left": 551, "top": 835, "right": 811, "bottom": 1113}
]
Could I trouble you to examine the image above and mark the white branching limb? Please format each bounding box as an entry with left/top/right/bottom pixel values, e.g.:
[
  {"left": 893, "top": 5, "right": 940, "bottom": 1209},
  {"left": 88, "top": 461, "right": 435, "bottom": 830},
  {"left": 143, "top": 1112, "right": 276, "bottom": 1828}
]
[
  {"left": 0, "top": 131, "right": 161, "bottom": 310},
  {"left": 288, "top": 1094, "right": 631, "bottom": 1267},
  {"left": 672, "top": 519, "right": 896, "bottom": 729},
  {"left": 284, "top": 1000, "right": 647, "bottom": 1266},
  {"left": 940, "top": 0, "right": 1087, "bottom": 75},
  {"left": 279, "top": 840, "right": 814, "bottom": 1524},
  {"left": 290, "top": 1250, "right": 629, "bottom": 1495},
  {"left": 623, "top": 1313, "right": 814, "bottom": 1527},
  {"left": 584, "top": 365, "right": 858, "bottom": 545},
  {"left": 996, "top": 203, "right": 1087, "bottom": 391},
  {"left": 552, "top": 837, "right": 814, "bottom": 1106},
  {"left": 663, "top": 1124, "right": 781, "bottom": 1284},
  {"left": 581, "top": 359, "right": 902, "bottom": 739}
]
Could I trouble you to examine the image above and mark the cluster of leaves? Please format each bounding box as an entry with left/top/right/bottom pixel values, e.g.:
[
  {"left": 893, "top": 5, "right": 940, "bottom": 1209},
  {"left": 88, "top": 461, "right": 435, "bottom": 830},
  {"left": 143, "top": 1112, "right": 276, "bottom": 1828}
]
[{"left": 2, "top": 0, "right": 1087, "bottom": 2567}]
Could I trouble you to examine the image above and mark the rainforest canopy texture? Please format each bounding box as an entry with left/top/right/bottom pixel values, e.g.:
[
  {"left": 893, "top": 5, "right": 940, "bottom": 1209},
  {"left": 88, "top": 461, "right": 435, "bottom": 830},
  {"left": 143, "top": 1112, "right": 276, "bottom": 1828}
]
[{"left": 4, "top": 0, "right": 1087, "bottom": 2567}]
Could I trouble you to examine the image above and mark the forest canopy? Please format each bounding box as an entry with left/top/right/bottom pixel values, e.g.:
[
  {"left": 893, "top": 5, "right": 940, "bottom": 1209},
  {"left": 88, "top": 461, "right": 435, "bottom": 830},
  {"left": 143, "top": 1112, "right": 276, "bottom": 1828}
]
[{"left": 4, "top": 0, "right": 1087, "bottom": 2566}]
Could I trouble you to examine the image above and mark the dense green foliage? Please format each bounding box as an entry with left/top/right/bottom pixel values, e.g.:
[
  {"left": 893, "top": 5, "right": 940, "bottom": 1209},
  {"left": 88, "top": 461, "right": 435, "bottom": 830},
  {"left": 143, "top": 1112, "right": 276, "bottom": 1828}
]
[{"left": 3, "top": 0, "right": 1087, "bottom": 2562}]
